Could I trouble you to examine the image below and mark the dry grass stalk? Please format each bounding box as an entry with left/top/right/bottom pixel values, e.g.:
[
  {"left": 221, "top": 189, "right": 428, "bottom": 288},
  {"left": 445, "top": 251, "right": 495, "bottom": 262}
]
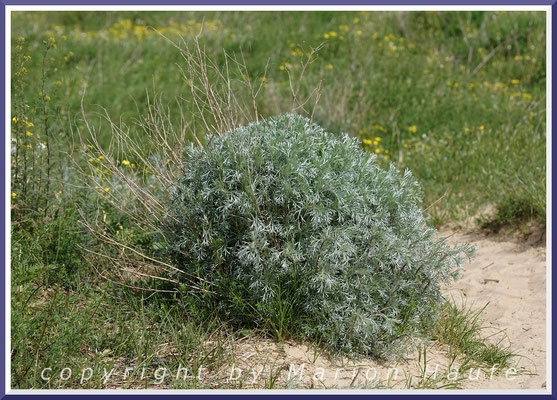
[{"left": 76, "top": 35, "right": 323, "bottom": 293}]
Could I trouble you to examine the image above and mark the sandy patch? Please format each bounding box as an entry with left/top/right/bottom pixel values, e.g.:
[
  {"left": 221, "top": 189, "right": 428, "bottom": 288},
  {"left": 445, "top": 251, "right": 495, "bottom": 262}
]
[{"left": 441, "top": 230, "right": 547, "bottom": 389}]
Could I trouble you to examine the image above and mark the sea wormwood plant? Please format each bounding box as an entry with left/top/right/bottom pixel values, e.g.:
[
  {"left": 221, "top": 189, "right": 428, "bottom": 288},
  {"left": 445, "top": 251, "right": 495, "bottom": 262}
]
[{"left": 162, "top": 113, "right": 475, "bottom": 359}]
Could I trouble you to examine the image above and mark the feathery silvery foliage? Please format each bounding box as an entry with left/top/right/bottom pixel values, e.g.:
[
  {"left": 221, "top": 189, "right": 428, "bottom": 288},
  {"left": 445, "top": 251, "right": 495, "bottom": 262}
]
[{"left": 163, "top": 114, "right": 474, "bottom": 358}]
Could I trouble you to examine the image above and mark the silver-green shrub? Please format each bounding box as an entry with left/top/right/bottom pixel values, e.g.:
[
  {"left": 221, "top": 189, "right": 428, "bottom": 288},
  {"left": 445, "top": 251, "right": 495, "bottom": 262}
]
[{"left": 164, "top": 114, "right": 474, "bottom": 358}]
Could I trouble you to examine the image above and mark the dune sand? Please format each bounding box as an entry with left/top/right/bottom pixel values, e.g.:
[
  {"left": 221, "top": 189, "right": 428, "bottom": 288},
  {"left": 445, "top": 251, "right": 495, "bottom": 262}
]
[
  {"left": 440, "top": 229, "right": 547, "bottom": 390},
  {"left": 223, "top": 229, "right": 547, "bottom": 390}
]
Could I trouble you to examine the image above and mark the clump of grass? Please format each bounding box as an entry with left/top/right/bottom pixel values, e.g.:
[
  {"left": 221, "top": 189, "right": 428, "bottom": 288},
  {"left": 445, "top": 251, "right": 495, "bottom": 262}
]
[
  {"left": 406, "top": 345, "right": 468, "bottom": 389},
  {"left": 434, "top": 299, "right": 519, "bottom": 371},
  {"left": 480, "top": 194, "right": 546, "bottom": 233},
  {"left": 397, "top": 299, "right": 523, "bottom": 389}
]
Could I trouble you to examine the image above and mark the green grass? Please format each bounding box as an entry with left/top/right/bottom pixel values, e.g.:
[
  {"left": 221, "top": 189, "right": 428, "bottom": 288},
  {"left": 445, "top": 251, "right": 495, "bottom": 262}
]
[
  {"left": 11, "top": 265, "right": 235, "bottom": 388},
  {"left": 10, "top": 10, "right": 545, "bottom": 389},
  {"left": 434, "top": 299, "right": 520, "bottom": 371}
]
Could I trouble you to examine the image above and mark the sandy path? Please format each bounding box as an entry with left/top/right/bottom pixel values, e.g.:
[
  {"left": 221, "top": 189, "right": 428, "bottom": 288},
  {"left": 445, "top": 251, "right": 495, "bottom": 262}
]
[
  {"left": 225, "top": 230, "right": 547, "bottom": 390},
  {"left": 440, "top": 230, "right": 547, "bottom": 389}
]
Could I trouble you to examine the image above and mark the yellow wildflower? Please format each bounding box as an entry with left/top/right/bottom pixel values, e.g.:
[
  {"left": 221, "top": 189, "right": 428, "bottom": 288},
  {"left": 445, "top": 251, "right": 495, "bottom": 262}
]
[
  {"left": 104, "top": 187, "right": 110, "bottom": 192},
  {"left": 290, "top": 48, "right": 303, "bottom": 57},
  {"left": 26, "top": 131, "right": 33, "bottom": 136},
  {"left": 279, "top": 62, "right": 291, "bottom": 71},
  {"left": 11, "top": 192, "right": 16, "bottom": 199},
  {"left": 408, "top": 125, "right": 418, "bottom": 133},
  {"left": 323, "top": 33, "right": 330, "bottom": 39},
  {"left": 479, "top": 125, "right": 485, "bottom": 131},
  {"left": 362, "top": 139, "right": 372, "bottom": 145},
  {"left": 329, "top": 31, "right": 337, "bottom": 37},
  {"left": 356, "top": 30, "right": 363, "bottom": 36},
  {"left": 122, "top": 160, "right": 130, "bottom": 166},
  {"left": 325, "top": 64, "right": 334, "bottom": 70},
  {"left": 511, "top": 79, "right": 520, "bottom": 85},
  {"left": 522, "top": 93, "right": 532, "bottom": 99}
]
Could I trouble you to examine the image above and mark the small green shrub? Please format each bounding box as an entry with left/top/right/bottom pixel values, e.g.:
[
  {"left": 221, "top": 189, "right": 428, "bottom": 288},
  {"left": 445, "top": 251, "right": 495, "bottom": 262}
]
[
  {"left": 480, "top": 194, "right": 546, "bottom": 232},
  {"left": 162, "top": 114, "right": 475, "bottom": 358}
]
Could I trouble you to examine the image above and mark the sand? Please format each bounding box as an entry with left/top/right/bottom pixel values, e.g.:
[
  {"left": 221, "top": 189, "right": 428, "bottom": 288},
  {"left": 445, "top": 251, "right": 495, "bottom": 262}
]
[
  {"left": 223, "top": 229, "right": 548, "bottom": 390},
  {"left": 440, "top": 229, "right": 547, "bottom": 390}
]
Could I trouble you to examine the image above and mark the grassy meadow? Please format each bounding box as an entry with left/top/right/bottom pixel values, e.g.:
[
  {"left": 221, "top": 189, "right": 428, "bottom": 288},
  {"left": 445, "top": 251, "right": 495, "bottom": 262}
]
[{"left": 10, "top": 10, "right": 546, "bottom": 389}]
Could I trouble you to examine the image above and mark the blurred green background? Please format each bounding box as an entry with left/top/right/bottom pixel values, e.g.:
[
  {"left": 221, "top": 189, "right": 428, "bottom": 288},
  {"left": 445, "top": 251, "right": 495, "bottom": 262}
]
[{"left": 11, "top": 10, "right": 546, "bottom": 226}]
